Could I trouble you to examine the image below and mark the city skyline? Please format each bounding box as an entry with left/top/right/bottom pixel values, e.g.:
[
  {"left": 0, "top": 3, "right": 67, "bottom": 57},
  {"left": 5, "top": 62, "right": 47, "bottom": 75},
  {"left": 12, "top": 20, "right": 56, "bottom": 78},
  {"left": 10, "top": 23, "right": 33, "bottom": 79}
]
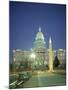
[{"left": 10, "top": 1, "right": 66, "bottom": 51}]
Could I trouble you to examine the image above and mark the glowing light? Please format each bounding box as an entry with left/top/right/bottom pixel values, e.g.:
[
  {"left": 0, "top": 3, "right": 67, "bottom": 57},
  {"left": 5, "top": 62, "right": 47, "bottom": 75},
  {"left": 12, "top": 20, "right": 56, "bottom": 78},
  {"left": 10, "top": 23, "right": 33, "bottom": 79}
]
[
  {"left": 30, "top": 53, "right": 36, "bottom": 59},
  {"left": 14, "top": 58, "right": 16, "bottom": 62}
]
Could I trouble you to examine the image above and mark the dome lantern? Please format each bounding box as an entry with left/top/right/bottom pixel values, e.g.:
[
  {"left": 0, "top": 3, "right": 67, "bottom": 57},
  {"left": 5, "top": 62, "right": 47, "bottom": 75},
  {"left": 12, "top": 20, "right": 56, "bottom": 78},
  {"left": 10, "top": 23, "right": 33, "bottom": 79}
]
[{"left": 35, "top": 27, "right": 45, "bottom": 40}]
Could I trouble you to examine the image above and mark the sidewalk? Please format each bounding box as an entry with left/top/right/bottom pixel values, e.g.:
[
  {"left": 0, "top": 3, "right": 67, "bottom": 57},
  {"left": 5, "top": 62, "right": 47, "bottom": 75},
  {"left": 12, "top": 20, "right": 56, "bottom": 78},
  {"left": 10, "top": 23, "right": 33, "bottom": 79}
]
[
  {"left": 23, "top": 76, "right": 39, "bottom": 88},
  {"left": 23, "top": 71, "right": 66, "bottom": 88}
]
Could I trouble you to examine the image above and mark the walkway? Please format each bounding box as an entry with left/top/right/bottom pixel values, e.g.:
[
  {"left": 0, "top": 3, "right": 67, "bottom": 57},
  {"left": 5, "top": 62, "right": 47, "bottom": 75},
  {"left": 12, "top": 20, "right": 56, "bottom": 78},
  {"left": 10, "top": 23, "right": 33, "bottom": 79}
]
[{"left": 23, "top": 71, "right": 66, "bottom": 88}]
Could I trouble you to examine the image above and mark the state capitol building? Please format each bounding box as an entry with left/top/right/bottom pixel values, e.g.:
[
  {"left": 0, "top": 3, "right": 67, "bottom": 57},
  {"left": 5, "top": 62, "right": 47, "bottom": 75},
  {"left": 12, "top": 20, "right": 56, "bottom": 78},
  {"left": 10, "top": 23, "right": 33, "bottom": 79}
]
[{"left": 12, "top": 27, "right": 66, "bottom": 71}]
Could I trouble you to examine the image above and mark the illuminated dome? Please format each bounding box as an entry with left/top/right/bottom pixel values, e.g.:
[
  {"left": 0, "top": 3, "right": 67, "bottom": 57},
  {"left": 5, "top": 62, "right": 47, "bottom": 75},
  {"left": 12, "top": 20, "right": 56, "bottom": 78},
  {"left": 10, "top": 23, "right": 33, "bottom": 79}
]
[
  {"left": 34, "top": 27, "right": 46, "bottom": 49},
  {"left": 35, "top": 27, "right": 44, "bottom": 40}
]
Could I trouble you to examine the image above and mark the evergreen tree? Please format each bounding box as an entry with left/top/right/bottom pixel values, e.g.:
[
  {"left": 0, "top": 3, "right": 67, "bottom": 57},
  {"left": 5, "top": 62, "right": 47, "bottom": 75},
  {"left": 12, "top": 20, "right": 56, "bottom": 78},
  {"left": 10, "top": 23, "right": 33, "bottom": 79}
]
[{"left": 53, "top": 56, "right": 60, "bottom": 67}]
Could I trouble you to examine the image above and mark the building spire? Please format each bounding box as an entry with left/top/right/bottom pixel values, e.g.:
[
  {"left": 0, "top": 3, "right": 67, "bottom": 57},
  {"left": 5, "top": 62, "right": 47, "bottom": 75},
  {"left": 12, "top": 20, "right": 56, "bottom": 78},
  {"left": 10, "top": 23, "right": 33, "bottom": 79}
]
[
  {"left": 49, "top": 36, "right": 53, "bottom": 72},
  {"left": 39, "top": 27, "right": 41, "bottom": 32},
  {"left": 49, "top": 37, "right": 52, "bottom": 44}
]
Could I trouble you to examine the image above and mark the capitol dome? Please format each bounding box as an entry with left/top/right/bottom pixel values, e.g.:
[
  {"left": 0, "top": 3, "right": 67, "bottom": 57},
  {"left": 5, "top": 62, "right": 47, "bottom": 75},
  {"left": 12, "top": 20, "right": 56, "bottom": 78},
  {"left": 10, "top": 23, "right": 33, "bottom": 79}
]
[
  {"left": 34, "top": 27, "right": 46, "bottom": 49},
  {"left": 35, "top": 27, "right": 44, "bottom": 40}
]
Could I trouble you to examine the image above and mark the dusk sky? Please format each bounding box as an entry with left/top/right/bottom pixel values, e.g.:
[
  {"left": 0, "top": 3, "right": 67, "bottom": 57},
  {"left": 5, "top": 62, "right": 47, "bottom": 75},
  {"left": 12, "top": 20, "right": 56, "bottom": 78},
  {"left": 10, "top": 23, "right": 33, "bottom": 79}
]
[{"left": 10, "top": 1, "right": 66, "bottom": 51}]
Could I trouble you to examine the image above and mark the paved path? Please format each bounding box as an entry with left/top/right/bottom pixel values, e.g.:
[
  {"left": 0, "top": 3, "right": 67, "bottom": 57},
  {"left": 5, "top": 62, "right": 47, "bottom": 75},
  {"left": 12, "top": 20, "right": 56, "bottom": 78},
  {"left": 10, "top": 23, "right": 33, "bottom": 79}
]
[
  {"left": 37, "top": 71, "right": 66, "bottom": 87},
  {"left": 23, "top": 71, "right": 66, "bottom": 88}
]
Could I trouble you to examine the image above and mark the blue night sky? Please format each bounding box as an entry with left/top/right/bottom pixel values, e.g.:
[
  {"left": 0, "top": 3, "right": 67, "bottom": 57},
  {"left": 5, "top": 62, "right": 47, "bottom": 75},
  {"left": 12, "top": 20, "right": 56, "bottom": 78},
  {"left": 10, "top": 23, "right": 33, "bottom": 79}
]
[{"left": 10, "top": 1, "right": 66, "bottom": 51}]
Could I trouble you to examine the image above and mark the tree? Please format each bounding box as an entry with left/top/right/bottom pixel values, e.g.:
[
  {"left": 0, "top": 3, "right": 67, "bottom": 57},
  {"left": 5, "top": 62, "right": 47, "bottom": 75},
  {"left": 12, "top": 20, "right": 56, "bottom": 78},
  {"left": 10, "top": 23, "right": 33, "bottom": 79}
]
[
  {"left": 24, "top": 60, "right": 28, "bottom": 69},
  {"left": 53, "top": 56, "right": 60, "bottom": 68}
]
